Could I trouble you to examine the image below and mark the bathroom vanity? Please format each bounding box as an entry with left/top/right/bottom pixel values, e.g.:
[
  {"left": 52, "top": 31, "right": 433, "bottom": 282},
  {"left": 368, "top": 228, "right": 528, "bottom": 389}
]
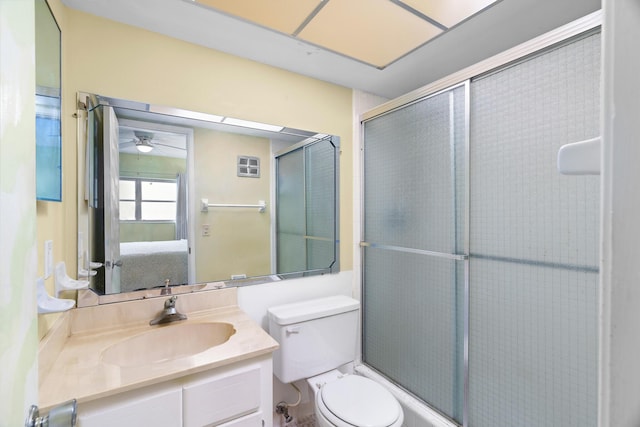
[
  {"left": 38, "top": 288, "right": 278, "bottom": 427},
  {"left": 77, "top": 356, "right": 271, "bottom": 426}
]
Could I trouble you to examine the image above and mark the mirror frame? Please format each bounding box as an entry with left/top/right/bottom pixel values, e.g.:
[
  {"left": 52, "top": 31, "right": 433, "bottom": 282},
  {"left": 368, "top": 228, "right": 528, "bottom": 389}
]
[{"left": 77, "top": 92, "right": 340, "bottom": 306}]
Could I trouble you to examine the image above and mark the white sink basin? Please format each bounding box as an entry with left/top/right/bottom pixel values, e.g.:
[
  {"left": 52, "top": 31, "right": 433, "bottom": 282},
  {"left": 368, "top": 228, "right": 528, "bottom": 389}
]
[{"left": 101, "top": 322, "right": 235, "bottom": 367}]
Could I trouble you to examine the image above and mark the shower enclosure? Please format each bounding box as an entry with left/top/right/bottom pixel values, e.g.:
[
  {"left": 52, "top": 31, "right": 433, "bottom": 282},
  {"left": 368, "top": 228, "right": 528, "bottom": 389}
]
[{"left": 361, "top": 25, "right": 600, "bottom": 427}]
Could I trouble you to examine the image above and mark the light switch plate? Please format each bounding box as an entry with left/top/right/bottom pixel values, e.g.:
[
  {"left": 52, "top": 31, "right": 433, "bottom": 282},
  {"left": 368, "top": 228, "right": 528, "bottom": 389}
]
[{"left": 44, "top": 240, "right": 53, "bottom": 279}]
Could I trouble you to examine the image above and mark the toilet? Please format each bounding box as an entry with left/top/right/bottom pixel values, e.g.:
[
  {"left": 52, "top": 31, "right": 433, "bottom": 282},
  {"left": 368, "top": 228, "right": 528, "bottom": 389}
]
[{"left": 268, "top": 295, "right": 404, "bottom": 427}]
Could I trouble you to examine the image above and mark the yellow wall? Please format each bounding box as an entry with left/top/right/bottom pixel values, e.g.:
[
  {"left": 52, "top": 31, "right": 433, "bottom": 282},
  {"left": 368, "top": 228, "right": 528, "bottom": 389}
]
[
  {"left": 194, "top": 130, "right": 271, "bottom": 281},
  {"left": 37, "top": 3, "right": 353, "bottom": 337},
  {"left": 36, "top": 0, "right": 71, "bottom": 338}
]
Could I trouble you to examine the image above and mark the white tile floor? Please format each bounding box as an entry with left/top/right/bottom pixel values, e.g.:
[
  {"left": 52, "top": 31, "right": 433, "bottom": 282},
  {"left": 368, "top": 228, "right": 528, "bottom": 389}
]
[
  {"left": 273, "top": 411, "right": 317, "bottom": 427},
  {"left": 290, "top": 414, "right": 317, "bottom": 427}
]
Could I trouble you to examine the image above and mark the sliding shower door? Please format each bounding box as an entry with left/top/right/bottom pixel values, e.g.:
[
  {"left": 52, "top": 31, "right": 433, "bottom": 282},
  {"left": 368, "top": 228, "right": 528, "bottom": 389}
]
[
  {"left": 467, "top": 33, "right": 600, "bottom": 427},
  {"left": 361, "top": 30, "right": 600, "bottom": 427},
  {"left": 362, "top": 84, "right": 467, "bottom": 423}
]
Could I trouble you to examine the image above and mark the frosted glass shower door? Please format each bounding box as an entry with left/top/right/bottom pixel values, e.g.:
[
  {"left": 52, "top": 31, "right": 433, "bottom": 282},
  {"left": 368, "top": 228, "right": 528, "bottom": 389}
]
[
  {"left": 362, "top": 29, "right": 600, "bottom": 427},
  {"left": 467, "top": 33, "right": 600, "bottom": 427},
  {"left": 362, "top": 85, "right": 467, "bottom": 423}
]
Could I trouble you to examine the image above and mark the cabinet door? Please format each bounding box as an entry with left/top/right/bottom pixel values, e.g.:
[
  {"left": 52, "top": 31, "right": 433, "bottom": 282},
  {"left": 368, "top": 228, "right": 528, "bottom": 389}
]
[
  {"left": 218, "top": 411, "right": 263, "bottom": 427},
  {"left": 78, "top": 383, "right": 182, "bottom": 427},
  {"left": 183, "top": 364, "right": 261, "bottom": 427}
]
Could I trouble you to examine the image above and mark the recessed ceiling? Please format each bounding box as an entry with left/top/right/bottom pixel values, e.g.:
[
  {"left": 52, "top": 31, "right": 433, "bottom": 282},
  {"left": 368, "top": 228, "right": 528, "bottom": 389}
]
[
  {"left": 60, "top": 0, "right": 601, "bottom": 98},
  {"left": 195, "top": 0, "right": 497, "bottom": 68}
]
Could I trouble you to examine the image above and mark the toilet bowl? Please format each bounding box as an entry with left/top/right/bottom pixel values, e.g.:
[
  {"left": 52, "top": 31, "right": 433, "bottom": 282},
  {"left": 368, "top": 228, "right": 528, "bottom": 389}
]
[
  {"left": 267, "top": 296, "right": 404, "bottom": 427},
  {"left": 308, "top": 370, "right": 404, "bottom": 427}
]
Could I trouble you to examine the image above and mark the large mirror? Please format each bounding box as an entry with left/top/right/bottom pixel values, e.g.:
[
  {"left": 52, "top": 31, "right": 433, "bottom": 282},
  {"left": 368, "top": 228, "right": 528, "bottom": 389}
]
[{"left": 78, "top": 93, "right": 339, "bottom": 297}]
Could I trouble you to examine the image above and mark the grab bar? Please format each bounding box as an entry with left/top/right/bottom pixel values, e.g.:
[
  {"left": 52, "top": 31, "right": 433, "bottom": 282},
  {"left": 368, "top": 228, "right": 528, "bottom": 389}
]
[{"left": 200, "top": 198, "right": 266, "bottom": 213}]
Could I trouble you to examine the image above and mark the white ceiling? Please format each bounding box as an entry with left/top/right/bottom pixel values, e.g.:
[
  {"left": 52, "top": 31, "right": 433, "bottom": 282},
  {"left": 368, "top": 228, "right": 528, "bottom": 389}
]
[{"left": 61, "top": 0, "right": 600, "bottom": 99}]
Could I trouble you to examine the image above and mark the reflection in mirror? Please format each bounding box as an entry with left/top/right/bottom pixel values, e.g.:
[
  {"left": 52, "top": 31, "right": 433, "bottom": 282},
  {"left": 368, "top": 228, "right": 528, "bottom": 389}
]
[
  {"left": 35, "top": 0, "right": 62, "bottom": 201},
  {"left": 79, "top": 93, "right": 339, "bottom": 297},
  {"left": 276, "top": 138, "right": 339, "bottom": 274},
  {"left": 117, "top": 119, "right": 190, "bottom": 294}
]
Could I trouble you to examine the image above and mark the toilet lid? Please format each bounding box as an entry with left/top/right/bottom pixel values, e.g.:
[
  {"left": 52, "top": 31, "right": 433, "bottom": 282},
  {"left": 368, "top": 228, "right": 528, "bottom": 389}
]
[{"left": 320, "top": 375, "right": 401, "bottom": 427}]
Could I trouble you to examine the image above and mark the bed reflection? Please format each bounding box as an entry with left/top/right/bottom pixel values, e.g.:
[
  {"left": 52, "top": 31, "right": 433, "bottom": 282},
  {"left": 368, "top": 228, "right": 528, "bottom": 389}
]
[{"left": 120, "top": 239, "right": 188, "bottom": 293}]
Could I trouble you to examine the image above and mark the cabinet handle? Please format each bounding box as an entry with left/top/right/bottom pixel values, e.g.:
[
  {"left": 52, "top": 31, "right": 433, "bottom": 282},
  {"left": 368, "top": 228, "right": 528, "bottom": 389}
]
[{"left": 26, "top": 399, "right": 77, "bottom": 427}]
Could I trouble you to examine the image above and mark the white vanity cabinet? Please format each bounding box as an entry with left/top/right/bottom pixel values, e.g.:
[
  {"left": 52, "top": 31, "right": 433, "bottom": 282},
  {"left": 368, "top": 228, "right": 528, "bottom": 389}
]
[
  {"left": 76, "top": 382, "right": 182, "bottom": 427},
  {"left": 182, "top": 359, "right": 262, "bottom": 426},
  {"left": 77, "top": 355, "right": 272, "bottom": 427}
]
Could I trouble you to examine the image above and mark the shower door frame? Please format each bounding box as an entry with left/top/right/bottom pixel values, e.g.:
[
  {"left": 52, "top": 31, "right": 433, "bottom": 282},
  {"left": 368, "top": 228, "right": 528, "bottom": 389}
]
[{"left": 358, "top": 10, "right": 602, "bottom": 427}]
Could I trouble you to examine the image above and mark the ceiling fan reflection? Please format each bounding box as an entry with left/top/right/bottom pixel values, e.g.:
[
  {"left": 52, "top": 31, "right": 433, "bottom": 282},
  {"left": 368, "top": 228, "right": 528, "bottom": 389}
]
[
  {"left": 119, "top": 130, "right": 186, "bottom": 156},
  {"left": 133, "top": 131, "right": 154, "bottom": 153}
]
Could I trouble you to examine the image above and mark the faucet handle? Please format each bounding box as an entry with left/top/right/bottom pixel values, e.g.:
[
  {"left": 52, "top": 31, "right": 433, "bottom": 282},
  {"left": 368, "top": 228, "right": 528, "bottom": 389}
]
[
  {"left": 160, "top": 279, "right": 172, "bottom": 295},
  {"left": 165, "top": 295, "right": 178, "bottom": 308}
]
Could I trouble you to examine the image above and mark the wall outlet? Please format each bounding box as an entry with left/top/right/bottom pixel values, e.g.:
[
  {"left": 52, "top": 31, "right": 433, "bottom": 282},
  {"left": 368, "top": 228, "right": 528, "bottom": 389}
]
[
  {"left": 44, "top": 240, "right": 53, "bottom": 279},
  {"left": 202, "top": 224, "right": 210, "bottom": 237}
]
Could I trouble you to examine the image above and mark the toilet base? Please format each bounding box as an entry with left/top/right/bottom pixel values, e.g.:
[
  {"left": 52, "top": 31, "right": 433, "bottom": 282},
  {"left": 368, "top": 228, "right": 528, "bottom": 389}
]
[
  {"left": 314, "top": 407, "right": 332, "bottom": 427},
  {"left": 307, "top": 371, "right": 404, "bottom": 427}
]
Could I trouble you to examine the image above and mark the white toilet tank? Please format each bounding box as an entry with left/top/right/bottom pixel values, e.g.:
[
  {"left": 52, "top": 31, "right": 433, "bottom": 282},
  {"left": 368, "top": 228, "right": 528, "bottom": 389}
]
[{"left": 268, "top": 295, "right": 360, "bottom": 383}]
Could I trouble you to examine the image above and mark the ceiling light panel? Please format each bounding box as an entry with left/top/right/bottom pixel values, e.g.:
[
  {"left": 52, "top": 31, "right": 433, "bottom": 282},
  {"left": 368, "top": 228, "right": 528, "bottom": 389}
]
[
  {"left": 398, "top": 0, "right": 499, "bottom": 28},
  {"left": 196, "top": 0, "right": 324, "bottom": 34},
  {"left": 297, "top": 0, "right": 442, "bottom": 68}
]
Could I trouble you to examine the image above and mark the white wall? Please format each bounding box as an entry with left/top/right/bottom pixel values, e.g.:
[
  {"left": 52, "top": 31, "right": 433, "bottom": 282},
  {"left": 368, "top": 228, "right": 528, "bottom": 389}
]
[
  {"left": 599, "top": 1, "right": 640, "bottom": 426},
  {"left": 0, "top": 0, "right": 38, "bottom": 423},
  {"left": 237, "top": 271, "right": 353, "bottom": 331}
]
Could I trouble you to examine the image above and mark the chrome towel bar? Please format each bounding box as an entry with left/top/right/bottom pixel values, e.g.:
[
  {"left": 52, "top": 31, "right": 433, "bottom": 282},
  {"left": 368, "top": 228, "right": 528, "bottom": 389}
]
[{"left": 200, "top": 198, "right": 266, "bottom": 213}]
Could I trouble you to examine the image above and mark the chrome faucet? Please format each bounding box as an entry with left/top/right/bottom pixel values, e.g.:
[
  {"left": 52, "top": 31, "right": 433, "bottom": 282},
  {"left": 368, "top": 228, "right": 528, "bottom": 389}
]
[{"left": 150, "top": 295, "right": 187, "bottom": 325}]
